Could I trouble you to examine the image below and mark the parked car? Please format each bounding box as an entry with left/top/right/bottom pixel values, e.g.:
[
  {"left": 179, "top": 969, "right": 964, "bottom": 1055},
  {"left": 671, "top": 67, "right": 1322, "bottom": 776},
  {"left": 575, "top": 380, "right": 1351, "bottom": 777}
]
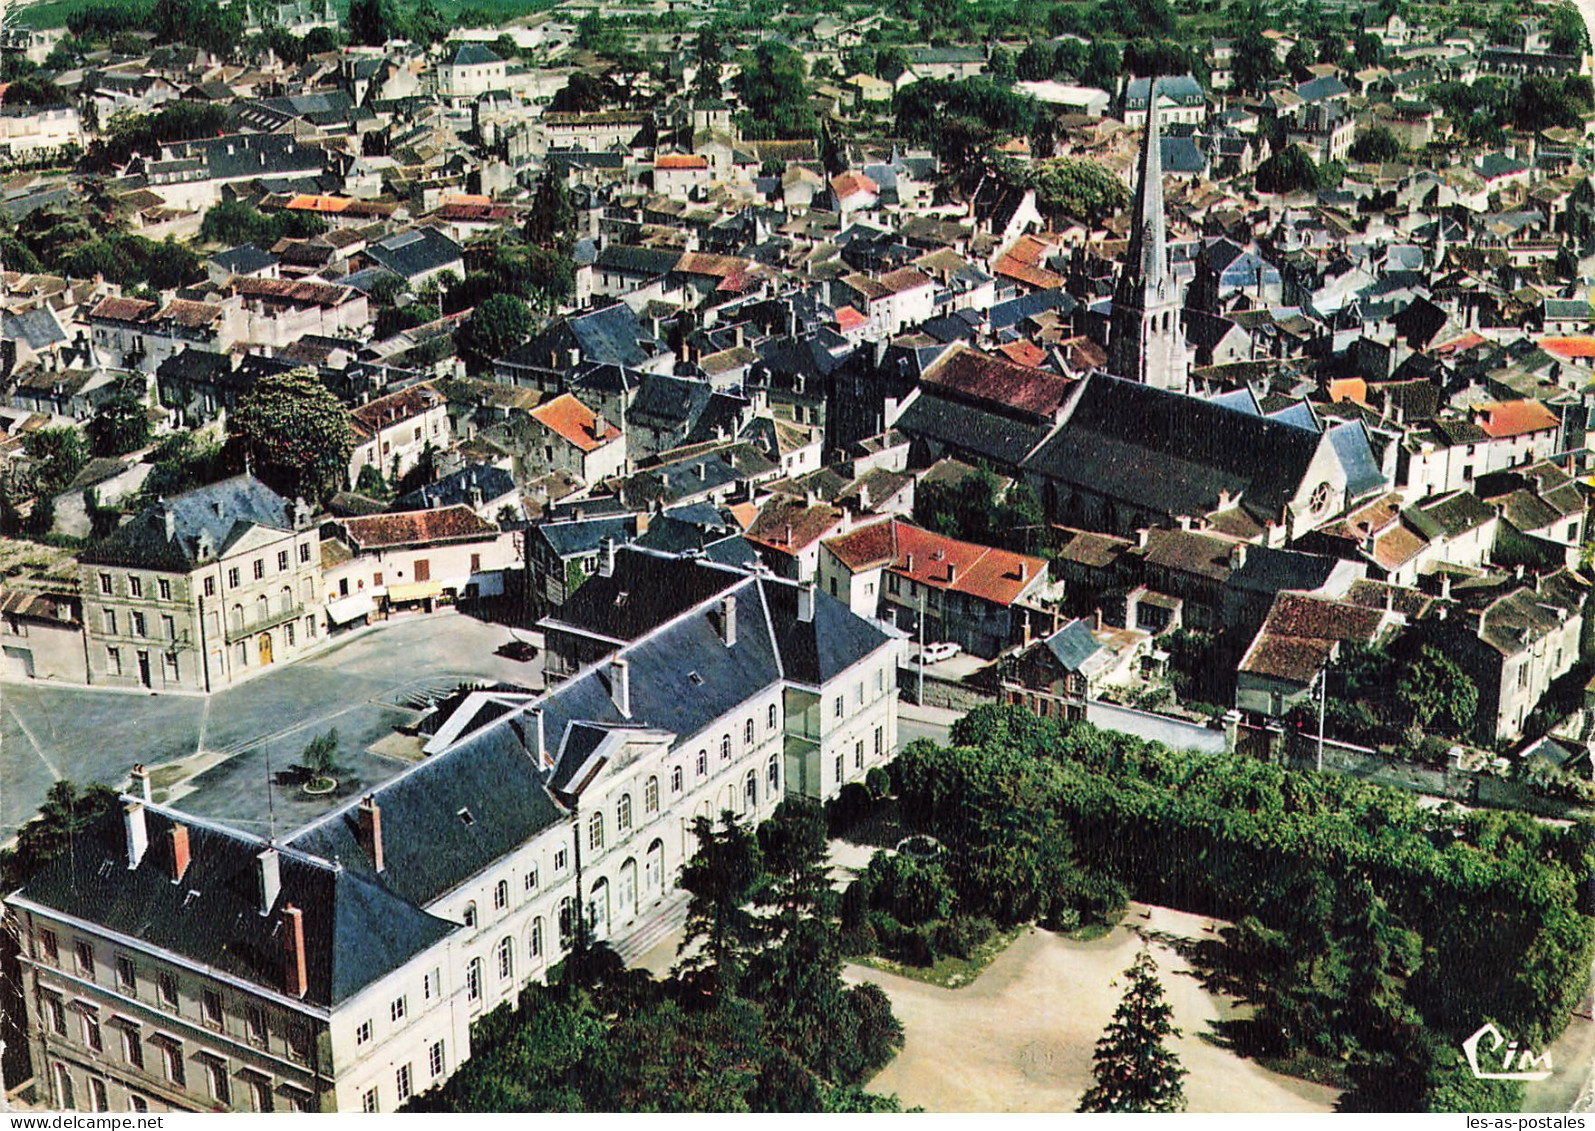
[
  {"left": 496, "top": 640, "right": 539, "bottom": 662},
  {"left": 913, "top": 642, "right": 962, "bottom": 665}
]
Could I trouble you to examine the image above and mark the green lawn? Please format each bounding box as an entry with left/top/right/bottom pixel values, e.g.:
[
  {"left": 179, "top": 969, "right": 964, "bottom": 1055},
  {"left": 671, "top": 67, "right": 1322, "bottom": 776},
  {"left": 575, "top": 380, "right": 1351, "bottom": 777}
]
[{"left": 852, "top": 925, "right": 1025, "bottom": 989}]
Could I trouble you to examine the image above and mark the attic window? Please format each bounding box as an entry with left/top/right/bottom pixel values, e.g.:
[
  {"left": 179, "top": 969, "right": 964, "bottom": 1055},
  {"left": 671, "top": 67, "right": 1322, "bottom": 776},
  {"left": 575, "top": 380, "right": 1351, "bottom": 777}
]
[
  {"left": 688, "top": 671, "right": 704, "bottom": 686},
  {"left": 182, "top": 890, "right": 201, "bottom": 908},
  {"left": 458, "top": 808, "right": 475, "bottom": 827},
  {"left": 615, "top": 592, "right": 629, "bottom": 606}
]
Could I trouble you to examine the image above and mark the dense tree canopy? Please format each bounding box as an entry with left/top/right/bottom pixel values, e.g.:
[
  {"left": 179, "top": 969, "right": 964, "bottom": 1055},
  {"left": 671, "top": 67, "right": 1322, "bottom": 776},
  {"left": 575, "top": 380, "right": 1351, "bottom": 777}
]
[
  {"left": 734, "top": 43, "right": 816, "bottom": 139},
  {"left": 455, "top": 293, "right": 533, "bottom": 373},
  {"left": 230, "top": 367, "right": 353, "bottom": 499}
]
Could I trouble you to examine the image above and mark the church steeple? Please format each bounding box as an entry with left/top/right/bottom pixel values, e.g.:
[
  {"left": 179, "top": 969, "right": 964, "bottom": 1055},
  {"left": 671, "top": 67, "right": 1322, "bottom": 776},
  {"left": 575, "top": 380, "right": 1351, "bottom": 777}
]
[{"left": 1107, "top": 77, "right": 1188, "bottom": 392}]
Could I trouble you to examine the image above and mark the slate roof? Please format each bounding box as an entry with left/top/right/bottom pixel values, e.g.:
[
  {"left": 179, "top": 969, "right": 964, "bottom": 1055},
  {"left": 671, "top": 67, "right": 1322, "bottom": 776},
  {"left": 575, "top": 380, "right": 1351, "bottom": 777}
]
[
  {"left": 1045, "top": 617, "right": 1102, "bottom": 672},
  {"left": 533, "top": 514, "right": 636, "bottom": 558},
  {"left": 211, "top": 244, "right": 278, "bottom": 276},
  {"left": 80, "top": 475, "right": 297, "bottom": 570},
  {"left": 894, "top": 391, "right": 1054, "bottom": 468},
  {"left": 366, "top": 227, "right": 463, "bottom": 280},
  {"left": 542, "top": 550, "right": 748, "bottom": 644},
  {"left": 392, "top": 464, "right": 515, "bottom": 513},
  {"left": 450, "top": 43, "right": 502, "bottom": 66},
  {"left": 18, "top": 804, "right": 454, "bottom": 1007},
  {"left": 3, "top": 306, "right": 66, "bottom": 351},
  {"left": 1023, "top": 375, "right": 1326, "bottom": 524}
]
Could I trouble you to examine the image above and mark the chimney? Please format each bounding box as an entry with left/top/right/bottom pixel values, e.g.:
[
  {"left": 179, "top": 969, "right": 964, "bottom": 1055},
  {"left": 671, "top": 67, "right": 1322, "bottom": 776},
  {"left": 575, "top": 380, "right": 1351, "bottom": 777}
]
[
  {"left": 1137, "top": 529, "right": 1150, "bottom": 549},
  {"left": 857, "top": 483, "right": 871, "bottom": 512},
  {"left": 1093, "top": 608, "right": 1103, "bottom": 632},
  {"left": 610, "top": 657, "right": 631, "bottom": 716},
  {"left": 124, "top": 802, "right": 148, "bottom": 869},
  {"left": 257, "top": 847, "right": 281, "bottom": 915},
  {"left": 948, "top": 562, "right": 958, "bottom": 584},
  {"left": 130, "top": 762, "right": 151, "bottom": 800},
  {"left": 357, "top": 796, "right": 384, "bottom": 872},
  {"left": 282, "top": 904, "right": 308, "bottom": 998},
  {"left": 1230, "top": 544, "right": 1247, "bottom": 569},
  {"left": 720, "top": 594, "right": 737, "bottom": 647},
  {"left": 168, "top": 824, "right": 191, "bottom": 884},
  {"left": 531, "top": 707, "right": 548, "bottom": 768},
  {"left": 797, "top": 583, "right": 815, "bottom": 623},
  {"left": 1515, "top": 563, "right": 1526, "bottom": 582},
  {"left": 905, "top": 551, "right": 915, "bottom": 572},
  {"left": 1441, "top": 573, "right": 1453, "bottom": 601},
  {"left": 600, "top": 537, "right": 616, "bottom": 577}
]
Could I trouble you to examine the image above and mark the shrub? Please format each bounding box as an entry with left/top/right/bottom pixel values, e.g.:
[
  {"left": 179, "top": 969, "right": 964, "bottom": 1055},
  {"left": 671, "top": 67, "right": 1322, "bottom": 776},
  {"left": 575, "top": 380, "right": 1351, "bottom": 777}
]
[
  {"left": 932, "top": 915, "right": 996, "bottom": 959},
  {"left": 866, "top": 851, "right": 955, "bottom": 925},
  {"left": 865, "top": 765, "right": 891, "bottom": 800}
]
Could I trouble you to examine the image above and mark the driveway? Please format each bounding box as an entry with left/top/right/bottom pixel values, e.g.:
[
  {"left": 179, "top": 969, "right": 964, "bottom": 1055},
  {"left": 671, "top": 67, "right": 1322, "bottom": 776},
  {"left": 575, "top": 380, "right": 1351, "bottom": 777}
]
[
  {"left": 0, "top": 611, "right": 543, "bottom": 839},
  {"left": 850, "top": 904, "right": 1342, "bottom": 1114}
]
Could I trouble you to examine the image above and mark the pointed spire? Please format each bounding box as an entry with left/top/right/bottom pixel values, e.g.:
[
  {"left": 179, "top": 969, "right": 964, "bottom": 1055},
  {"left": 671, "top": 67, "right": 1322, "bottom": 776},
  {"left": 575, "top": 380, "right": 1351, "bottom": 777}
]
[{"left": 1125, "top": 76, "right": 1168, "bottom": 297}]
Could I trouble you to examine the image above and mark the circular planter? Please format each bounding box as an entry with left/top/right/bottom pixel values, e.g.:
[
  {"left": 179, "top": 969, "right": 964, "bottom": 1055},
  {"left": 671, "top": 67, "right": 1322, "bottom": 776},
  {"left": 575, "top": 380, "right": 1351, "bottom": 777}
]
[{"left": 302, "top": 777, "right": 338, "bottom": 796}]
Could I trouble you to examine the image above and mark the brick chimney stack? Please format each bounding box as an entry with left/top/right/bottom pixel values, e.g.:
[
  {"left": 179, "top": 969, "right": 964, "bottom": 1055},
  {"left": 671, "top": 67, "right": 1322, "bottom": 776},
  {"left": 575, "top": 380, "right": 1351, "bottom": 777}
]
[
  {"left": 168, "top": 824, "right": 191, "bottom": 884},
  {"left": 720, "top": 595, "right": 737, "bottom": 647},
  {"left": 610, "top": 657, "right": 631, "bottom": 716},
  {"left": 257, "top": 848, "right": 281, "bottom": 916},
  {"left": 282, "top": 904, "right": 308, "bottom": 998},
  {"left": 357, "top": 796, "right": 384, "bottom": 873}
]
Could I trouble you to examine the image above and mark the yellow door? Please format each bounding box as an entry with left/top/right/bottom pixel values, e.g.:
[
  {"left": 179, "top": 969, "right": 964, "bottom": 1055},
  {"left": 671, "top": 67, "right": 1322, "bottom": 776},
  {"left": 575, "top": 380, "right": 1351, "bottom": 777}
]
[{"left": 259, "top": 632, "right": 273, "bottom": 665}]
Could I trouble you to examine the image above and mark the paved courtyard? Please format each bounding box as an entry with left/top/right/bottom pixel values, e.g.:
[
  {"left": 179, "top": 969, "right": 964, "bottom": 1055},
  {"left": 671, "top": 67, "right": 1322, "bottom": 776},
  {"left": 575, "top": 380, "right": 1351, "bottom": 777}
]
[
  {"left": 0, "top": 611, "right": 543, "bottom": 839},
  {"left": 851, "top": 904, "right": 1342, "bottom": 1114}
]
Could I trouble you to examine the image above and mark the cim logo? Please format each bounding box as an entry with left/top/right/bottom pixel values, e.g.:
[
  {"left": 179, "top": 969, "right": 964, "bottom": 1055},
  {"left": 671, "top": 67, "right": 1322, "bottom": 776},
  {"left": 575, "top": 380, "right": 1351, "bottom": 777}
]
[{"left": 1462, "top": 1022, "right": 1554, "bottom": 1082}]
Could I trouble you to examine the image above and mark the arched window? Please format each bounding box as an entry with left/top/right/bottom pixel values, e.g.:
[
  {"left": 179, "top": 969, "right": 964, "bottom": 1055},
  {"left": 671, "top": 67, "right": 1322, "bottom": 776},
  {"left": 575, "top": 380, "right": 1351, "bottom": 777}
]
[
  {"left": 493, "top": 879, "right": 508, "bottom": 910},
  {"left": 720, "top": 735, "right": 731, "bottom": 760},
  {"left": 231, "top": 604, "right": 243, "bottom": 631},
  {"left": 672, "top": 766, "right": 684, "bottom": 793},
  {"left": 617, "top": 794, "right": 632, "bottom": 833},
  {"left": 557, "top": 898, "right": 575, "bottom": 947},
  {"left": 696, "top": 750, "right": 707, "bottom": 777},
  {"left": 280, "top": 585, "right": 292, "bottom": 612},
  {"left": 529, "top": 918, "right": 544, "bottom": 959},
  {"left": 744, "top": 770, "right": 757, "bottom": 809},
  {"left": 496, "top": 937, "right": 513, "bottom": 980},
  {"left": 645, "top": 776, "right": 660, "bottom": 814},
  {"left": 462, "top": 901, "right": 477, "bottom": 928},
  {"left": 743, "top": 719, "right": 754, "bottom": 745},
  {"left": 767, "top": 753, "right": 779, "bottom": 792},
  {"left": 466, "top": 958, "right": 482, "bottom": 1001},
  {"left": 588, "top": 811, "right": 604, "bottom": 852}
]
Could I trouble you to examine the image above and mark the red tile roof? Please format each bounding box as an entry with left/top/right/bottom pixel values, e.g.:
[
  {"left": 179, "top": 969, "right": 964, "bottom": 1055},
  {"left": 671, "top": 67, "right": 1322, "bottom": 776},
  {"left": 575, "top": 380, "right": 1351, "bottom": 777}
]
[
  {"left": 745, "top": 496, "right": 846, "bottom": 553},
  {"left": 825, "top": 519, "right": 1045, "bottom": 606},
  {"left": 342, "top": 505, "right": 497, "bottom": 549},
  {"left": 1541, "top": 336, "right": 1595, "bottom": 361},
  {"left": 1474, "top": 399, "right": 1559, "bottom": 438},
  {"left": 529, "top": 393, "right": 621, "bottom": 452},
  {"left": 834, "top": 305, "right": 867, "bottom": 331},
  {"left": 831, "top": 171, "right": 879, "bottom": 200},
  {"left": 656, "top": 154, "right": 709, "bottom": 170},
  {"left": 89, "top": 296, "right": 159, "bottom": 323},
  {"left": 350, "top": 383, "right": 442, "bottom": 439},
  {"left": 921, "top": 344, "right": 1074, "bottom": 418}
]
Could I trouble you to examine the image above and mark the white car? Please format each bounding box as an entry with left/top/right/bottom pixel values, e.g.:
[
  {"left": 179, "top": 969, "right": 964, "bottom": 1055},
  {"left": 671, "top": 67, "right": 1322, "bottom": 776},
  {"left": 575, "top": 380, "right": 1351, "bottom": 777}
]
[{"left": 914, "top": 642, "right": 962, "bottom": 665}]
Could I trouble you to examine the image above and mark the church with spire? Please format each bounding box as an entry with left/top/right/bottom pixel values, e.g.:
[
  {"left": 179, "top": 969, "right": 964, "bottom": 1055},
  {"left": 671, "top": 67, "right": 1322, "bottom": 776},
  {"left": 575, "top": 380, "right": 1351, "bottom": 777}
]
[{"left": 1106, "top": 79, "right": 1189, "bottom": 393}]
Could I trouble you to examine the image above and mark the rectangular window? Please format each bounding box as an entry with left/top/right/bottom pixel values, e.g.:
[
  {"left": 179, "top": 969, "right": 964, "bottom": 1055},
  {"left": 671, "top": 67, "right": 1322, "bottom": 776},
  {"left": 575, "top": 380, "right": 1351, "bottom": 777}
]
[
  {"left": 834, "top": 697, "right": 843, "bottom": 719},
  {"left": 131, "top": 612, "right": 145, "bottom": 637},
  {"left": 116, "top": 955, "right": 137, "bottom": 994},
  {"left": 121, "top": 1026, "right": 143, "bottom": 1069},
  {"left": 39, "top": 928, "right": 58, "bottom": 964},
  {"left": 286, "top": 622, "right": 296, "bottom": 646},
  {"left": 107, "top": 647, "right": 121, "bottom": 676},
  {"left": 249, "top": 1075, "right": 273, "bottom": 1113},
  {"left": 158, "top": 579, "right": 171, "bottom": 601},
  {"left": 835, "top": 755, "right": 843, "bottom": 782},
  {"left": 470, "top": 553, "right": 482, "bottom": 573},
  {"left": 524, "top": 869, "right": 538, "bottom": 892},
  {"left": 99, "top": 573, "right": 112, "bottom": 595},
  {"left": 875, "top": 726, "right": 883, "bottom": 757},
  {"left": 554, "top": 848, "right": 568, "bottom": 872},
  {"left": 204, "top": 576, "right": 216, "bottom": 598},
  {"left": 253, "top": 559, "right": 265, "bottom": 581},
  {"left": 278, "top": 550, "right": 289, "bottom": 571},
  {"left": 128, "top": 576, "right": 142, "bottom": 598},
  {"left": 466, "top": 959, "right": 482, "bottom": 1002},
  {"left": 45, "top": 995, "right": 66, "bottom": 1036},
  {"left": 163, "top": 654, "right": 179, "bottom": 681},
  {"left": 160, "top": 1041, "right": 185, "bottom": 1087},
  {"left": 373, "top": 571, "right": 384, "bottom": 587},
  {"left": 246, "top": 1005, "right": 268, "bottom": 1047},
  {"left": 299, "top": 543, "right": 311, "bottom": 564},
  {"left": 159, "top": 971, "right": 178, "bottom": 1009},
  {"left": 356, "top": 1019, "right": 372, "bottom": 1045},
  {"left": 228, "top": 567, "right": 240, "bottom": 589},
  {"left": 205, "top": 1057, "right": 230, "bottom": 1105},
  {"left": 75, "top": 940, "right": 95, "bottom": 978},
  {"left": 429, "top": 1040, "right": 445, "bottom": 1078},
  {"left": 202, "top": 989, "right": 223, "bottom": 1029},
  {"left": 105, "top": 610, "right": 117, "bottom": 635},
  {"left": 363, "top": 1088, "right": 379, "bottom": 1113},
  {"left": 396, "top": 1064, "right": 412, "bottom": 1104},
  {"left": 414, "top": 559, "right": 431, "bottom": 582},
  {"left": 90, "top": 1077, "right": 108, "bottom": 1113},
  {"left": 287, "top": 1023, "right": 310, "bottom": 1063},
  {"left": 391, "top": 996, "right": 407, "bottom": 1023},
  {"left": 424, "top": 968, "right": 441, "bottom": 1001},
  {"left": 768, "top": 704, "right": 777, "bottom": 729},
  {"left": 162, "top": 614, "right": 175, "bottom": 639},
  {"left": 854, "top": 740, "right": 864, "bottom": 769}
]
